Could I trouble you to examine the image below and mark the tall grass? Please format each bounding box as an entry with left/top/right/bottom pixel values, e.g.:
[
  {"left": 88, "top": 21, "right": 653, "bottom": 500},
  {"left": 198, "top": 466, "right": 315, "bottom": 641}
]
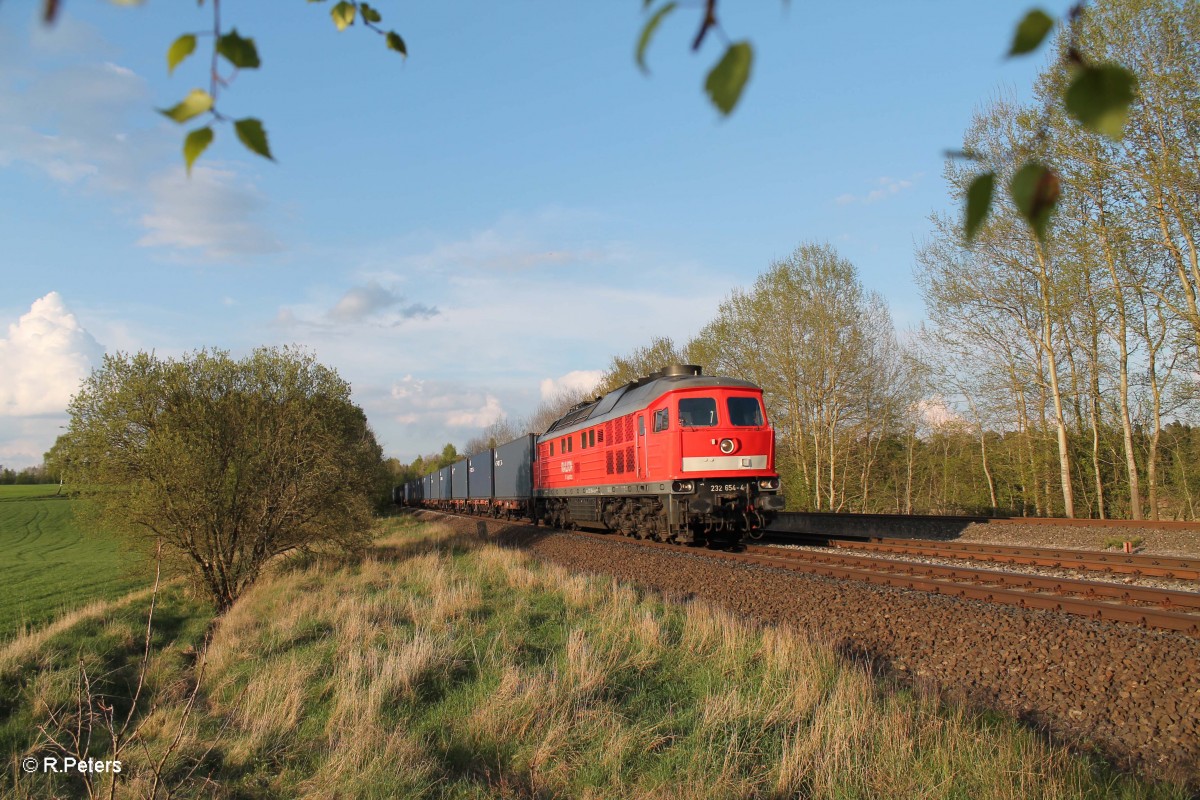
[{"left": 2, "top": 514, "right": 1186, "bottom": 798}]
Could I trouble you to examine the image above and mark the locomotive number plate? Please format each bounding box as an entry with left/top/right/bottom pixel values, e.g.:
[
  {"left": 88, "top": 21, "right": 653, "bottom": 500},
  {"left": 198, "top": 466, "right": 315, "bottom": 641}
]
[{"left": 713, "top": 483, "right": 743, "bottom": 492}]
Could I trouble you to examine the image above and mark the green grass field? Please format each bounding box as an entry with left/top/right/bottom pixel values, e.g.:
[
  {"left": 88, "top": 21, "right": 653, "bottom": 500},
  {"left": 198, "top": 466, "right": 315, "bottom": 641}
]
[{"left": 0, "top": 485, "right": 148, "bottom": 642}]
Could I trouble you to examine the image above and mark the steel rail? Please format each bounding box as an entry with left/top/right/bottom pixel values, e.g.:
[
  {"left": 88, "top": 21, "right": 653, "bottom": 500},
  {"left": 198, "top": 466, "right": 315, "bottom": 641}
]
[
  {"left": 726, "top": 549, "right": 1200, "bottom": 636},
  {"left": 824, "top": 540, "right": 1200, "bottom": 579},
  {"left": 771, "top": 510, "right": 1200, "bottom": 531},
  {"left": 743, "top": 545, "right": 1200, "bottom": 610}
]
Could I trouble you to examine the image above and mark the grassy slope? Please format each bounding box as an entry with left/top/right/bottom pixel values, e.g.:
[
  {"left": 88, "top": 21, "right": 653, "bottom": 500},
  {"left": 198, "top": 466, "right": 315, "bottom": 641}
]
[
  {"left": 0, "top": 485, "right": 147, "bottom": 642},
  {"left": 2, "top": 515, "right": 1188, "bottom": 799}
]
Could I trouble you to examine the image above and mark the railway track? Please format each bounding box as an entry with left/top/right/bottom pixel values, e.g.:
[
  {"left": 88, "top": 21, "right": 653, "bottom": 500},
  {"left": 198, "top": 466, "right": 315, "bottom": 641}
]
[
  {"left": 579, "top": 527, "right": 1200, "bottom": 635},
  {"left": 771, "top": 510, "right": 1200, "bottom": 531},
  {"left": 413, "top": 510, "right": 1200, "bottom": 636},
  {"left": 736, "top": 545, "right": 1200, "bottom": 635},
  {"left": 778, "top": 535, "right": 1200, "bottom": 580}
]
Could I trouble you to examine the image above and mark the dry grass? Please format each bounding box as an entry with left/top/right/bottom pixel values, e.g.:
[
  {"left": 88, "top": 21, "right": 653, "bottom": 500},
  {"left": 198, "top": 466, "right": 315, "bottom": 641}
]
[
  {"left": 3, "top": 513, "right": 1186, "bottom": 799},
  {"left": 0, "top": 585, "right": 160, "bottom": 674}
]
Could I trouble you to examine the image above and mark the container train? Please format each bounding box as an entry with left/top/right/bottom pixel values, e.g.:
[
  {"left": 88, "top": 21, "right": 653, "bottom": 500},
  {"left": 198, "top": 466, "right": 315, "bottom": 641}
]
[{"left": 394, "top": 364, "right": 785, "bottom": 544}]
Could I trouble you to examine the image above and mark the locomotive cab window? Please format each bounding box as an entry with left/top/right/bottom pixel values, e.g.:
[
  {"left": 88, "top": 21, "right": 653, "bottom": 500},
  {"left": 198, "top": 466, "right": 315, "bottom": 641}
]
[
  {"left": 653, "top": 408, "right": 669, "bottom": 432},
  {"left": 678, "top": 397, "right": 717, "bottom": 427},
  {"left": 589, "top": 430, "right": 595, "bottom": 447},
  {"left": 727, "top": 396, "right": 764, "bottom": 426}
]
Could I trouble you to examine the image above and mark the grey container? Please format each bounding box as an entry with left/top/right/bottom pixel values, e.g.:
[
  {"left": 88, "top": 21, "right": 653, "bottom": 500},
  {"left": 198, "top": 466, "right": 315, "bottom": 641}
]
[
  {"left": 469, "top": 450, "right": 495, "bottom": 499},
  {"left": 437, "top": 466, "right": 451, "bottom": 500},
  {"left": 494, "top": 434, "right": 536, "bottom": 499},
  {"left": 423, "top": 473, "right": 432, "bottom": 501},
  {"left": 451, "top": 458, "right": 469, "bottom": 499}
]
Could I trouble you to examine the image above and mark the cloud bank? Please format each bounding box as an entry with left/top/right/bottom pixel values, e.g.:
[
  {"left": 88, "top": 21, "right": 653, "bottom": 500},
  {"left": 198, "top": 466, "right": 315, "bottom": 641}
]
[{"left": 0, "top": 292, "right": 104, "bottom": 417}]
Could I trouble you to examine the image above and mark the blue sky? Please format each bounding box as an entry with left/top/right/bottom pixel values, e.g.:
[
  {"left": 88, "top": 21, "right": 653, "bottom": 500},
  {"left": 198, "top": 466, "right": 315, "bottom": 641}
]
[{"left": 0, "top": 1, "right": 1068, "bottom": 467}]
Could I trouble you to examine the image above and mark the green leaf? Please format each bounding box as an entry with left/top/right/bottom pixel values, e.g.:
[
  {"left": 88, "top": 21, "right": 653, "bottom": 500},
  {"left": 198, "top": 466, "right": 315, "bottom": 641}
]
[
  {"left": 234, "top": 117, "right": 274, "bottom": 161},
  {"left": 1009, "top": 9, "right": 1054, "bottom": 57},
  {"left": 636, "top": 2, "right": 676, "bottom": 74},
  {"left": 1064, "top": 64, "right": 1137, "bottom": 141},
  {"left": 360, "top": 2, "right": 382, "bottom": 23},
  {"left": 386, "top": 31, "right": 407, "bottom": 56},
  {"left": 167, "top": 34, "right": 196, "bottom": 75},
  {"left": 158, "top": 89, "right": 213, "bottom": 124},
  {"left": 1009, "top": 161, "right": 1060, "bottom": 241},
  {"left": 331, "top": 1, "right": 356, "bottom": 31},
  {"left": 964, "top": 172, "right": 995, "bottom": 242},
  {"left": 183, "top": 126, "right": 214, "bottom": 175},
  {"left": 704, "top": 41, "right": 753, "bottom": 116},
  {"left": 216, "top": 29, "right": 261, "bottom": 69}
]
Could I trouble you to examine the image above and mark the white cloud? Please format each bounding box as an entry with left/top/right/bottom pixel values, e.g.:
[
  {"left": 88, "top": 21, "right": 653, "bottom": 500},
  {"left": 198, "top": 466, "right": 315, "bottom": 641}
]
[
  {"left": 275, "top": 281, "right": 439, "bottom": 331},
  {"left": 0, "top": 292, "right": 104, "bottom": 417},
  {"left": 835, "top": 174, "right": 921, "bottom": 206},
  {"left": 327, "top": 281, "right": 438, "bottom": 325},
  {"left": 256, "top": 211, "right": 729, "bottom": 462},
  {"left": 386, "top": 375, "right": 507, "bottom": 430},
  {"left": 137, "top": 166, "right": 283, "bottom": 259},
  {"left": 331, "top": 282, "right": 399, "bottom": 321},
  {"left": 0, "top": 21, "right": 279, "bottom": 261},
  {"left": 446, "top": 395, "right": 504, "bottom": 428},
  {"left": 540, "top": 370, "right": 602, "bottom": 401},
  {"left": 917, "top": 395, "right": 965, "bottom": 430},
  {"left": 0, "top": 58, "right": 149, "bottom": 191},
  {"left": 389, "top": 209, "right": 612, "bottom": 275}
]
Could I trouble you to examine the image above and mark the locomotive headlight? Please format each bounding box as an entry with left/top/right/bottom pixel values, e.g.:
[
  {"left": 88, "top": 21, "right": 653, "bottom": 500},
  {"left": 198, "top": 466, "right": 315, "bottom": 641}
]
[
  {"left": 719, "top": 438, "right": 737, "bottom": 454},
  {"left": 671, "top": 480, "right": 695, "bottom": 493},
  {"left": 758, "top": 477, "right": 780, "bottom": 490}
]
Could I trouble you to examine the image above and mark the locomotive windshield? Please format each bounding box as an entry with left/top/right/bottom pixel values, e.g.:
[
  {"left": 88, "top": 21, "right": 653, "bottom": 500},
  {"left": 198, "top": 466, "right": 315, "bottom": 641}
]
[
  {"left": 727, "top": 396, "right": 764, "bottom": 426},
  {"left": 678, "top": 397, "right": 717, "bottom": 427}
]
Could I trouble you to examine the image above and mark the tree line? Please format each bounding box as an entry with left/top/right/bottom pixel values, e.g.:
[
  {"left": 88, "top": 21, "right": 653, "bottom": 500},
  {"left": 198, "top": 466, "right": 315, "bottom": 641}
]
[
  {"left": 0, "top": 465, "right": 57, "bottom": 485},
  {"left": 918, "top": 0, "right": 1199, "bottom": 519}
]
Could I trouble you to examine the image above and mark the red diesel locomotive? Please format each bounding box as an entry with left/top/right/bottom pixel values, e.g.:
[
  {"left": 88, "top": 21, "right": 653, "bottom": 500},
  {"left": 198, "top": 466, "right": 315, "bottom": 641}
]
[{"left": 398, "top": 364, "right": 785, "bottom": 544}]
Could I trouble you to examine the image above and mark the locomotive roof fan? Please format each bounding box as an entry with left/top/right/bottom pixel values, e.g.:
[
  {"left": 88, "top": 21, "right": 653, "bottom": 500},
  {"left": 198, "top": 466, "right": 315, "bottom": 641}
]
[{"left": 662, "top": 364, "right": 702, "bottom": 377}]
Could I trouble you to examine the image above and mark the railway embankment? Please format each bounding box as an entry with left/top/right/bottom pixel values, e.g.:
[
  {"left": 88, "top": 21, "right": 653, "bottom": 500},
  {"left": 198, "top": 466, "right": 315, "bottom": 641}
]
[
  {"left": 11, "top": 512, "right": 1180, "bottom": 798},
  {"left": 433, "top": 512, "right": 1200, "bottom": 786}
]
